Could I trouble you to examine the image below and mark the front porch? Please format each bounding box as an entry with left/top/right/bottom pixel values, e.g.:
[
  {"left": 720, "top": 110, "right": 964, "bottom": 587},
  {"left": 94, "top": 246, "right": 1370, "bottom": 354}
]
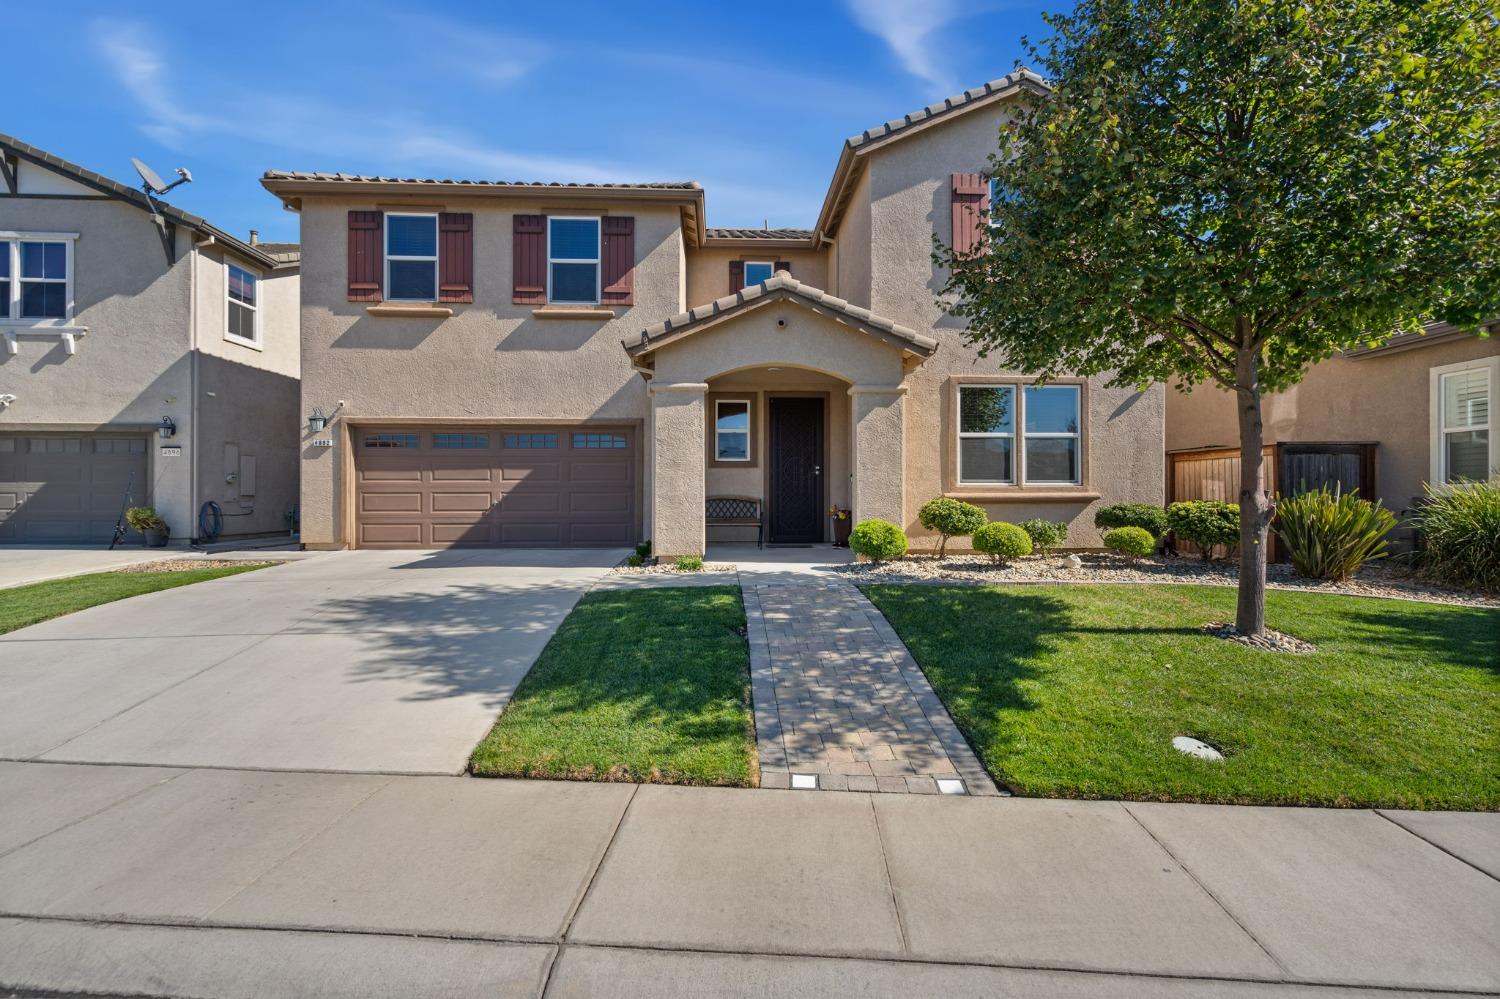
[{"left": 624, "top": 272, "right": 937, "bottom": 557}]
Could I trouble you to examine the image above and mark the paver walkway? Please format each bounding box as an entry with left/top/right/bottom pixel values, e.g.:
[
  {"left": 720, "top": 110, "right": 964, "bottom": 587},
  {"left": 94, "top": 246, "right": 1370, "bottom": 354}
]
[{"left": 745, "top": 580, "right": 998, "bottom": 795}]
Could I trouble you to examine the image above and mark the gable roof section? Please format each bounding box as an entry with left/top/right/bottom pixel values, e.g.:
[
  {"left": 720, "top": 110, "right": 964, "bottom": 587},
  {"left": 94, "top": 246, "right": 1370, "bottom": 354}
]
[
  {"left": 624, "top": 271, "right": 937, "bottom": 360},
  {"left": 814, "top": 69, "right": 1050, "bottom": 239},
  {"left": 0, "top": 132, "right": 280, "bottom": 270}
]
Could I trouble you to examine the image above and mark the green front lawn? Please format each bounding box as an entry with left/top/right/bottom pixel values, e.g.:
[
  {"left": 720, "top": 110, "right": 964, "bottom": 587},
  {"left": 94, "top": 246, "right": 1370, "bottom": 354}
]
[
  {"left": 863, "top": 583, "right": 1499, "bottom": 809},
  {"left": 0, "top": 564, "right": 271, "bottom": 635},
  {"left": 470, "top": 586, "right": 756, "bottom": 786}
]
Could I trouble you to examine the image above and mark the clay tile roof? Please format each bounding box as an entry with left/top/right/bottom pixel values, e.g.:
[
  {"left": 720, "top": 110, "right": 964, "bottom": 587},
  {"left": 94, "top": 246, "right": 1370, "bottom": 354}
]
[
  {"left": 845, "top": 68, "right": 1050, "bottom": 151},
  {"left": 260, "top": 170, "right": 700, "bottom": 191},
  {"left": 625, "top": 271, "right": 937, "bottom": 359},
  {"left": 704, "top": 227, "right": 816, "bottom": 241},
  {"left": 252, "top": 242, "right": 300, "bottom": 265}
]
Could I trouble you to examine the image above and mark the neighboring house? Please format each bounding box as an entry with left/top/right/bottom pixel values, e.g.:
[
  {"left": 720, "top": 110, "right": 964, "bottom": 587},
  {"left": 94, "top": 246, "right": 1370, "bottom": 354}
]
[
  {"left": 0, "top": 135, "right": 300, "bottom": 545},
  {"left": 1166, "top": 322, "right": 1499, "bottom": 525},
  {"left": 263, "top": 71, "right": 1165, "bottom": 555}
]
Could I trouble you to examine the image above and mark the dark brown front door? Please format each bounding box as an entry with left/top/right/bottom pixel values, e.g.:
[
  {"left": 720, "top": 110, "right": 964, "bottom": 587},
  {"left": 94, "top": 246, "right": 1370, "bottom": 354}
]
[{"left": 768, "top": 397, "right": 824, "bottom": 543}]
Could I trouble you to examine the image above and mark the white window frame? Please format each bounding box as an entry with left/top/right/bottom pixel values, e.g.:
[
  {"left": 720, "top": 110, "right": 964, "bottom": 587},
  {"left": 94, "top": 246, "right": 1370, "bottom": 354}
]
[
  {"left": 546, "top": 216, "right": 601, "bottom": 305},
  {"left": 1021, "top": 384, "right": 1082, "bottom": 486},
  {"left": 223, "top": 260, "right": 262, "bottom": 350},
  {"left": 714, "top": 398, "right": 752, "bottom": 462},
  {"left": 0, "top": 231, "right": 77, "bottom": 328},
  {"left": 1429, "top": 356, "right": 1499, "bottom": 486},
  {"left": 957, "top": 384, "right": 1016, "bottom": 484},
  {"left": 742, "top": 261, "right": 775, "bottom": 286},
  {"left": 384, "top": 213, "right": 439, "bottom": 303}
]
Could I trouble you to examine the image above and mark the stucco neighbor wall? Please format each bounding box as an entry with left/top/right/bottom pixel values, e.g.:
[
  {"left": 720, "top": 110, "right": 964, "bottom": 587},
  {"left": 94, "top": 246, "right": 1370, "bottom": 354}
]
[
  {"left": 1166, "top": 335, "right": 1500, "bottom": 513},
  {"left": 295, "top": 197, "right": 682, "bottom": 548},
  {"left": 849, "top": 94, "right": 1166, "bottom": 548}
]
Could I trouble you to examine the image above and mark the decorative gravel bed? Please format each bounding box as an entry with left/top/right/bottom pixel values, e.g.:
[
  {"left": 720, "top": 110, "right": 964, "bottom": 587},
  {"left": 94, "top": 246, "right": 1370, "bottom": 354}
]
[
  {"left": 610, "top": 560, "right": 735, "bottom": 575},
  {"left": 113, "top": 559, "right": 282, "bottom": 573},
  {"left": 832, "top": 552, "right": 1497, "bottom": 608}
]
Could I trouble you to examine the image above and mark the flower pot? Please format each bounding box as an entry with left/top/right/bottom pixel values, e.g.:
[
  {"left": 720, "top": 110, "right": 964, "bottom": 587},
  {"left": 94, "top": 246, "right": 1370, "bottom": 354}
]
[
  {"left": 831, "top": 511, "right": 852, "bottom": 547},
  {"left": 144, "top": 526, "right": 170, "bottom": 548}
]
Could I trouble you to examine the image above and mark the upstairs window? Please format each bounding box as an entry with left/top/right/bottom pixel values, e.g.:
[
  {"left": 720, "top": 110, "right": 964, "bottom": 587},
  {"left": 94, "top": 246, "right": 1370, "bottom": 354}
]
[
  {"left": 225, "top": 263, "right": 260, "bottom": 346},
  {"left": 1, "top": 235, "right": 74, "bottom": 323},
  {"left": 742, "top": 261, "right": 775, "bottom": 286},
  {"left": 385, "top": 214, "right": 438, "bottom": 301},
  {"left": 548, "top": 217, "right": 601, "bottom": 304}
]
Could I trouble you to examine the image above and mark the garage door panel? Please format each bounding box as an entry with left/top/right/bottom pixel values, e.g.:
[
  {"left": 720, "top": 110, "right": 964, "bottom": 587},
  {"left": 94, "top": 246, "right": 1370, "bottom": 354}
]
[
  {"left": 354, "top": 425, "right": 635, "bottom": 549},
  {"left": 0, "top": 435, "right": 148, "bottom": 545}
]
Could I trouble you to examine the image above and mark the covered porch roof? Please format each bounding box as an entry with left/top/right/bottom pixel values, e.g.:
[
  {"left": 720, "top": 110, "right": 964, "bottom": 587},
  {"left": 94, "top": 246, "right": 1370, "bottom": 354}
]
[{"left": 622, "top": 272, "right": 938, "bottom": 365}]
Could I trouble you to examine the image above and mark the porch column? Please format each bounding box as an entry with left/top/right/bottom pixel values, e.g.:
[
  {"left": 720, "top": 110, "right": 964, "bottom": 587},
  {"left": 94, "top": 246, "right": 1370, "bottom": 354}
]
[
  {"left": 650, "top": 381, "right": 708, "bottom": 557},
  {"left": 849, "top": 385, "right": 907, "bottom": 528}
]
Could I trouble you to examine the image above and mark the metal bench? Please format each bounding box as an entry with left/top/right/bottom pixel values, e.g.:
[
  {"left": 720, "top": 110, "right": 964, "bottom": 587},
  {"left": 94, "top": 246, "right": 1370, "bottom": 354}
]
[{"left": 705, "top": 495, "right": 763, "bottom": 548}]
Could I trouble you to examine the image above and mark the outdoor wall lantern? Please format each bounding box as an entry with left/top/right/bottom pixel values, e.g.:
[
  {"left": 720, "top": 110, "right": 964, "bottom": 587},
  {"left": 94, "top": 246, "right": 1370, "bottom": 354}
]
[
  {"left": 157, "top": 416, "right": 177, "bottom": 440},
  {"left": 308, "top": 407, "right": 328, "bottom": 433}
]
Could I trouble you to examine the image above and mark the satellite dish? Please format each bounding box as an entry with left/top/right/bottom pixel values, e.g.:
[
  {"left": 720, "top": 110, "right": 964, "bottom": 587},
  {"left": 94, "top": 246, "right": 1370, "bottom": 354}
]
[{"left": 131, "top": 157, "right": 193, "bottom": 197}]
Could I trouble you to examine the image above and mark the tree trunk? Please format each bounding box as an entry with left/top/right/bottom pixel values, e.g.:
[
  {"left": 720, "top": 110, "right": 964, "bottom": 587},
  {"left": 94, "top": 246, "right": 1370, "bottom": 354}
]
[{"left": 1233, "top": 342, "right": 1272, "bottom": 636}]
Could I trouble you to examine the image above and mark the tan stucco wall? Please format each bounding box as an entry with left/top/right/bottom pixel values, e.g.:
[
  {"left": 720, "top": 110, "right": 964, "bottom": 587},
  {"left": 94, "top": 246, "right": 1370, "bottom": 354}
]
[
  {"left": 296, "top": 197, "right": 683, "bottom": 547},
  {"left": 685, "top": 247, "right": 827, "bottom": 307},
  {"left": 835, "top": 169, "right": 873, "bottom": 308},
  {"left": 1166, "top": 335, "right": 1500, "bottom": 512},
  {"left": 849, "top": 96, "right": 1167, "bottom": 548}
]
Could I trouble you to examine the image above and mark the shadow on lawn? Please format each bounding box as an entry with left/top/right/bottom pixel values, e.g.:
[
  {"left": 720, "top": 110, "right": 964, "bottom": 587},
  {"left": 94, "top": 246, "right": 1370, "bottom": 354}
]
[{"left": 1319, "top": 601, "right": 1500, "bottom": 673}]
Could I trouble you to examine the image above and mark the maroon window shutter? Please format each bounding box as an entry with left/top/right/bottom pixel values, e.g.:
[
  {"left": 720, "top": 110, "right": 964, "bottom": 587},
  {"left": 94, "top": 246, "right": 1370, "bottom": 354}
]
[
  {"left": 600, "top": 216, "right": 635, "bottom": 306},
  {"left": 774, "top": 260, "right": 791, "bottom": 276},
  {"left": 729, "top": 260, "right": 745, "bottom": 294},
  {"left": 438, "top": 212, "right": 473, "bottom": 304},
  {"left": 513, "top": 214, "right": 546, "bottom": 305},
  {"left": 950, "top": 172, "right": 988, "bottom": 257},
  {"left": 347, "top": 211, "right": 383, "bottom": 302}
]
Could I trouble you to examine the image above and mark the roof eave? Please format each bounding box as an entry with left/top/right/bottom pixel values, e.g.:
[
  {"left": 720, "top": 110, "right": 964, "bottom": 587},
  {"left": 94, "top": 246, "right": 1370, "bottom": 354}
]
[{"left": 701, "top": 235, "right": 819, "bottom": 251}]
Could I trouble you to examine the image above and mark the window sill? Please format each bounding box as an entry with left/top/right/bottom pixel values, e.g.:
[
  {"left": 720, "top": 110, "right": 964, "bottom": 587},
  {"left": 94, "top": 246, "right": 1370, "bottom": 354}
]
[
  {"left": 365, "top": 303, "right": 454, "bottom": 319},
  {"left": 0, "top": 321, "right": 87, "bottom": 332},
  {"left": 223, "top": 334, "right": 263, "bottom": 352},
  {"left": 532, "top": 306, "right": 615, "bottom": 320},
  {"left": 946, "top": 489, "right": 1100, "bottom": 502},
  {"left": 3, "top": 326, "right": 88, "bottom": 356}
]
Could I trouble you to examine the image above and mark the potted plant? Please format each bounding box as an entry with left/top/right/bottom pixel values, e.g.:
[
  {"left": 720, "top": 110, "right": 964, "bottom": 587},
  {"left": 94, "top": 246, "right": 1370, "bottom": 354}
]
[
  {"left": 126, "top": 506, "right": 170, "bottom": 548},
  {"left": 829, "top": 506, "right": 852, "bottom": 547}
]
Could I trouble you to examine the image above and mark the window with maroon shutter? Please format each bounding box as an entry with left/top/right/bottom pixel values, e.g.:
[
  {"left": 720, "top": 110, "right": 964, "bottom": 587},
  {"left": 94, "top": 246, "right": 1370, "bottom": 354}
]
[
  {"left": 347, "top": 211, "right": 383, "bottom": 302},
  {"left": 950, "top": 173, "right": 990, "bottom": 258},
  {"left": 513, "top": 214, "right": 546, "bottom": 305},
  {"left": 729, "top": 260, "right": 745, "bottom": 294},
  {"left": 600, "top": 216, "right": 635, "bottom": 306},
  {"left": 438, "top": 212, "right": 473, "bottom": 304}
]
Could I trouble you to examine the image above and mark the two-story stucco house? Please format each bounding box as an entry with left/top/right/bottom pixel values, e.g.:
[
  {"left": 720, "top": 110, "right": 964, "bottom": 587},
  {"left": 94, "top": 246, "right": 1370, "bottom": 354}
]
[
  {"left": 0, "top": 135, "right": 300, "bottom": 545},
  {"left": 264, "top": 72, "right": 1165, "bottom": 556}
]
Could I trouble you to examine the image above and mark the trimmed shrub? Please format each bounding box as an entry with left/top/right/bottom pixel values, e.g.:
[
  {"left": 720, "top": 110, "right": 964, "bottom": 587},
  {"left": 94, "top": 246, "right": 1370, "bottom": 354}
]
[
  {"left": 625, "top": 553, "right": 644, "bottom": 568},
  {"left": 972, "top": 522, "right": 1033, "bottom": 563},
  {"left": 1094, "top": 503, "right": 1169, "bottom": 539},
  {"left": 674, "top": 554, "right": 705, "bottom": 572},
  {"left": 1167, "top": 500, "right": 1240, "bottom": 561},
  {"left": 1275, "top": 486, "right": 1396, "bottom": 582},
  {"left": 635, "top": 541, "right": 652, "bottom": 559},
  {"left": 849, "top": 519, "right": 909, "bottom": 562},
  {"left": 1019, "top": 518, "right": 1068, "bottom": 553},
  {"left": 1104, "top": 526, "right": 1156, "bottom": 559},
  {"left": 1412, "top": 476, "right": 1500, "bottom": 593},
  {"left": 918, "top": 497, "right": 988, "bottom": 557}
]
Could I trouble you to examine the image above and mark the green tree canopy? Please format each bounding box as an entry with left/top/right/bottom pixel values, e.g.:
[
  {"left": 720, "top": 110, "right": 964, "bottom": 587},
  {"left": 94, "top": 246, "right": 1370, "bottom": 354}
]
[{"left": 939, "top": 0, "right": 1498, "bottom": 634}]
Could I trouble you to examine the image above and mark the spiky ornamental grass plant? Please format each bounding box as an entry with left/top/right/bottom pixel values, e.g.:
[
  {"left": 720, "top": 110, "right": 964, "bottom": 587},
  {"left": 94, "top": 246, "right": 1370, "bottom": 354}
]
[
  {"left": 1413, "top": 476, "right": 1500, "bottom": 594},
  {"left": 1274, "top": 486, "right": 1396, "bottom": 581},
  {"left": 937, "top": 0, "right": 1499, "bottom": 636}
]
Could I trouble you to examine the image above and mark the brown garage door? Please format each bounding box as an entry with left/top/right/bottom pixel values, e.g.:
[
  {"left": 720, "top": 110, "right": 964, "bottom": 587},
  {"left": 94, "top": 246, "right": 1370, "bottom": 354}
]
[
  {"left": 0, "top": 433, "right": 149, "bottom": 544},
  {"left": 354, "top": 426, "right": 638, "bottom": 548}
]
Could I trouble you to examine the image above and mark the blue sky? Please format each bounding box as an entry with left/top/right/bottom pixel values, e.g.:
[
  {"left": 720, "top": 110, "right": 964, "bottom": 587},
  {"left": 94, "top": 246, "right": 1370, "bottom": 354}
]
[{"left": 10, "top": 1, "right": 1053, "bottom": 243}]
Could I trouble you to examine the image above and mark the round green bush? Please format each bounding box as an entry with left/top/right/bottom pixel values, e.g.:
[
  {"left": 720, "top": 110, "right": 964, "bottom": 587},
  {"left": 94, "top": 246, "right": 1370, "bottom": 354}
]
[
  {"left": 1104, "top": 526, "right": 1156, "bottom": 558},
  {"left": 1094, "top": 503, "right": 1169, "bottom": 538},
  {"left": 1019, "top": 517, "right": 1067, "bottom": 552},
  {"left": 917, "top": 497, "right": 988, "bottom": 556},
  {"left": 849, "top": 519, "right": 909, "bottom": 562},
  {"left": 972, "top": 522, "right": 1033, "bottom": 563},
  {"left": 1167, "top": 500, "right": 1240, "bottom": 560}
]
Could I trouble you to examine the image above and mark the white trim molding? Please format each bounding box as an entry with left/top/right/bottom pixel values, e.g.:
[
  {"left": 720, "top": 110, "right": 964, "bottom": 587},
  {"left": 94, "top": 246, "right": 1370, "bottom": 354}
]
[{"left": 1429, "top": 355, "right": 1499, "bottom": 486}]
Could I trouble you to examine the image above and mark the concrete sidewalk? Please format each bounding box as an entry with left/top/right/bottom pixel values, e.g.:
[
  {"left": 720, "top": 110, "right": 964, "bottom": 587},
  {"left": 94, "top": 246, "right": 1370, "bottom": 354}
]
[{"left": 0, "top": 761, "right": 1495, "bottom": 997}]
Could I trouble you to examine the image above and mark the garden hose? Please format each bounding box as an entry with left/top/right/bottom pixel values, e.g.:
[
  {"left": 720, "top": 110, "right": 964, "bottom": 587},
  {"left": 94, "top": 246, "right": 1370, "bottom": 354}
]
[{"left": 198, "top": 500, "right": 224, "bottom": 544}]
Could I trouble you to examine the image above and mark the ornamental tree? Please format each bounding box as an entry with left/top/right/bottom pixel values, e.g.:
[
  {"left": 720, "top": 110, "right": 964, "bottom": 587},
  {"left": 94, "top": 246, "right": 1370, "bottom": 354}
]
[{"left": 938, "top": 0, "right": 1498, "bottom": 636}]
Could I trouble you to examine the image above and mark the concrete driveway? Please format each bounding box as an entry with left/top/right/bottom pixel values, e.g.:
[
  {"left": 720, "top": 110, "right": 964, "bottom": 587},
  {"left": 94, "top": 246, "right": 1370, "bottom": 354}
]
[
  {"left": 0, "top": 549, "right": 624, "bottom": 774},
  {"left": 0, "top": 545, "right": 191, "bottom": 589}
]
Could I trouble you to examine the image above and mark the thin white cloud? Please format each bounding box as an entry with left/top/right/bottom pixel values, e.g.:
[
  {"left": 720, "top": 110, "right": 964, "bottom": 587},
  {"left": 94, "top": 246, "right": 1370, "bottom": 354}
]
[
  {"left": 843, "top": 0, "right": 963, "bottom": 95},
  {"left": 385, "top": 12, "right": 547, "bottom": 89},
  {"left": 93, "top": 21, "right": 213, "bottom": 148}
]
